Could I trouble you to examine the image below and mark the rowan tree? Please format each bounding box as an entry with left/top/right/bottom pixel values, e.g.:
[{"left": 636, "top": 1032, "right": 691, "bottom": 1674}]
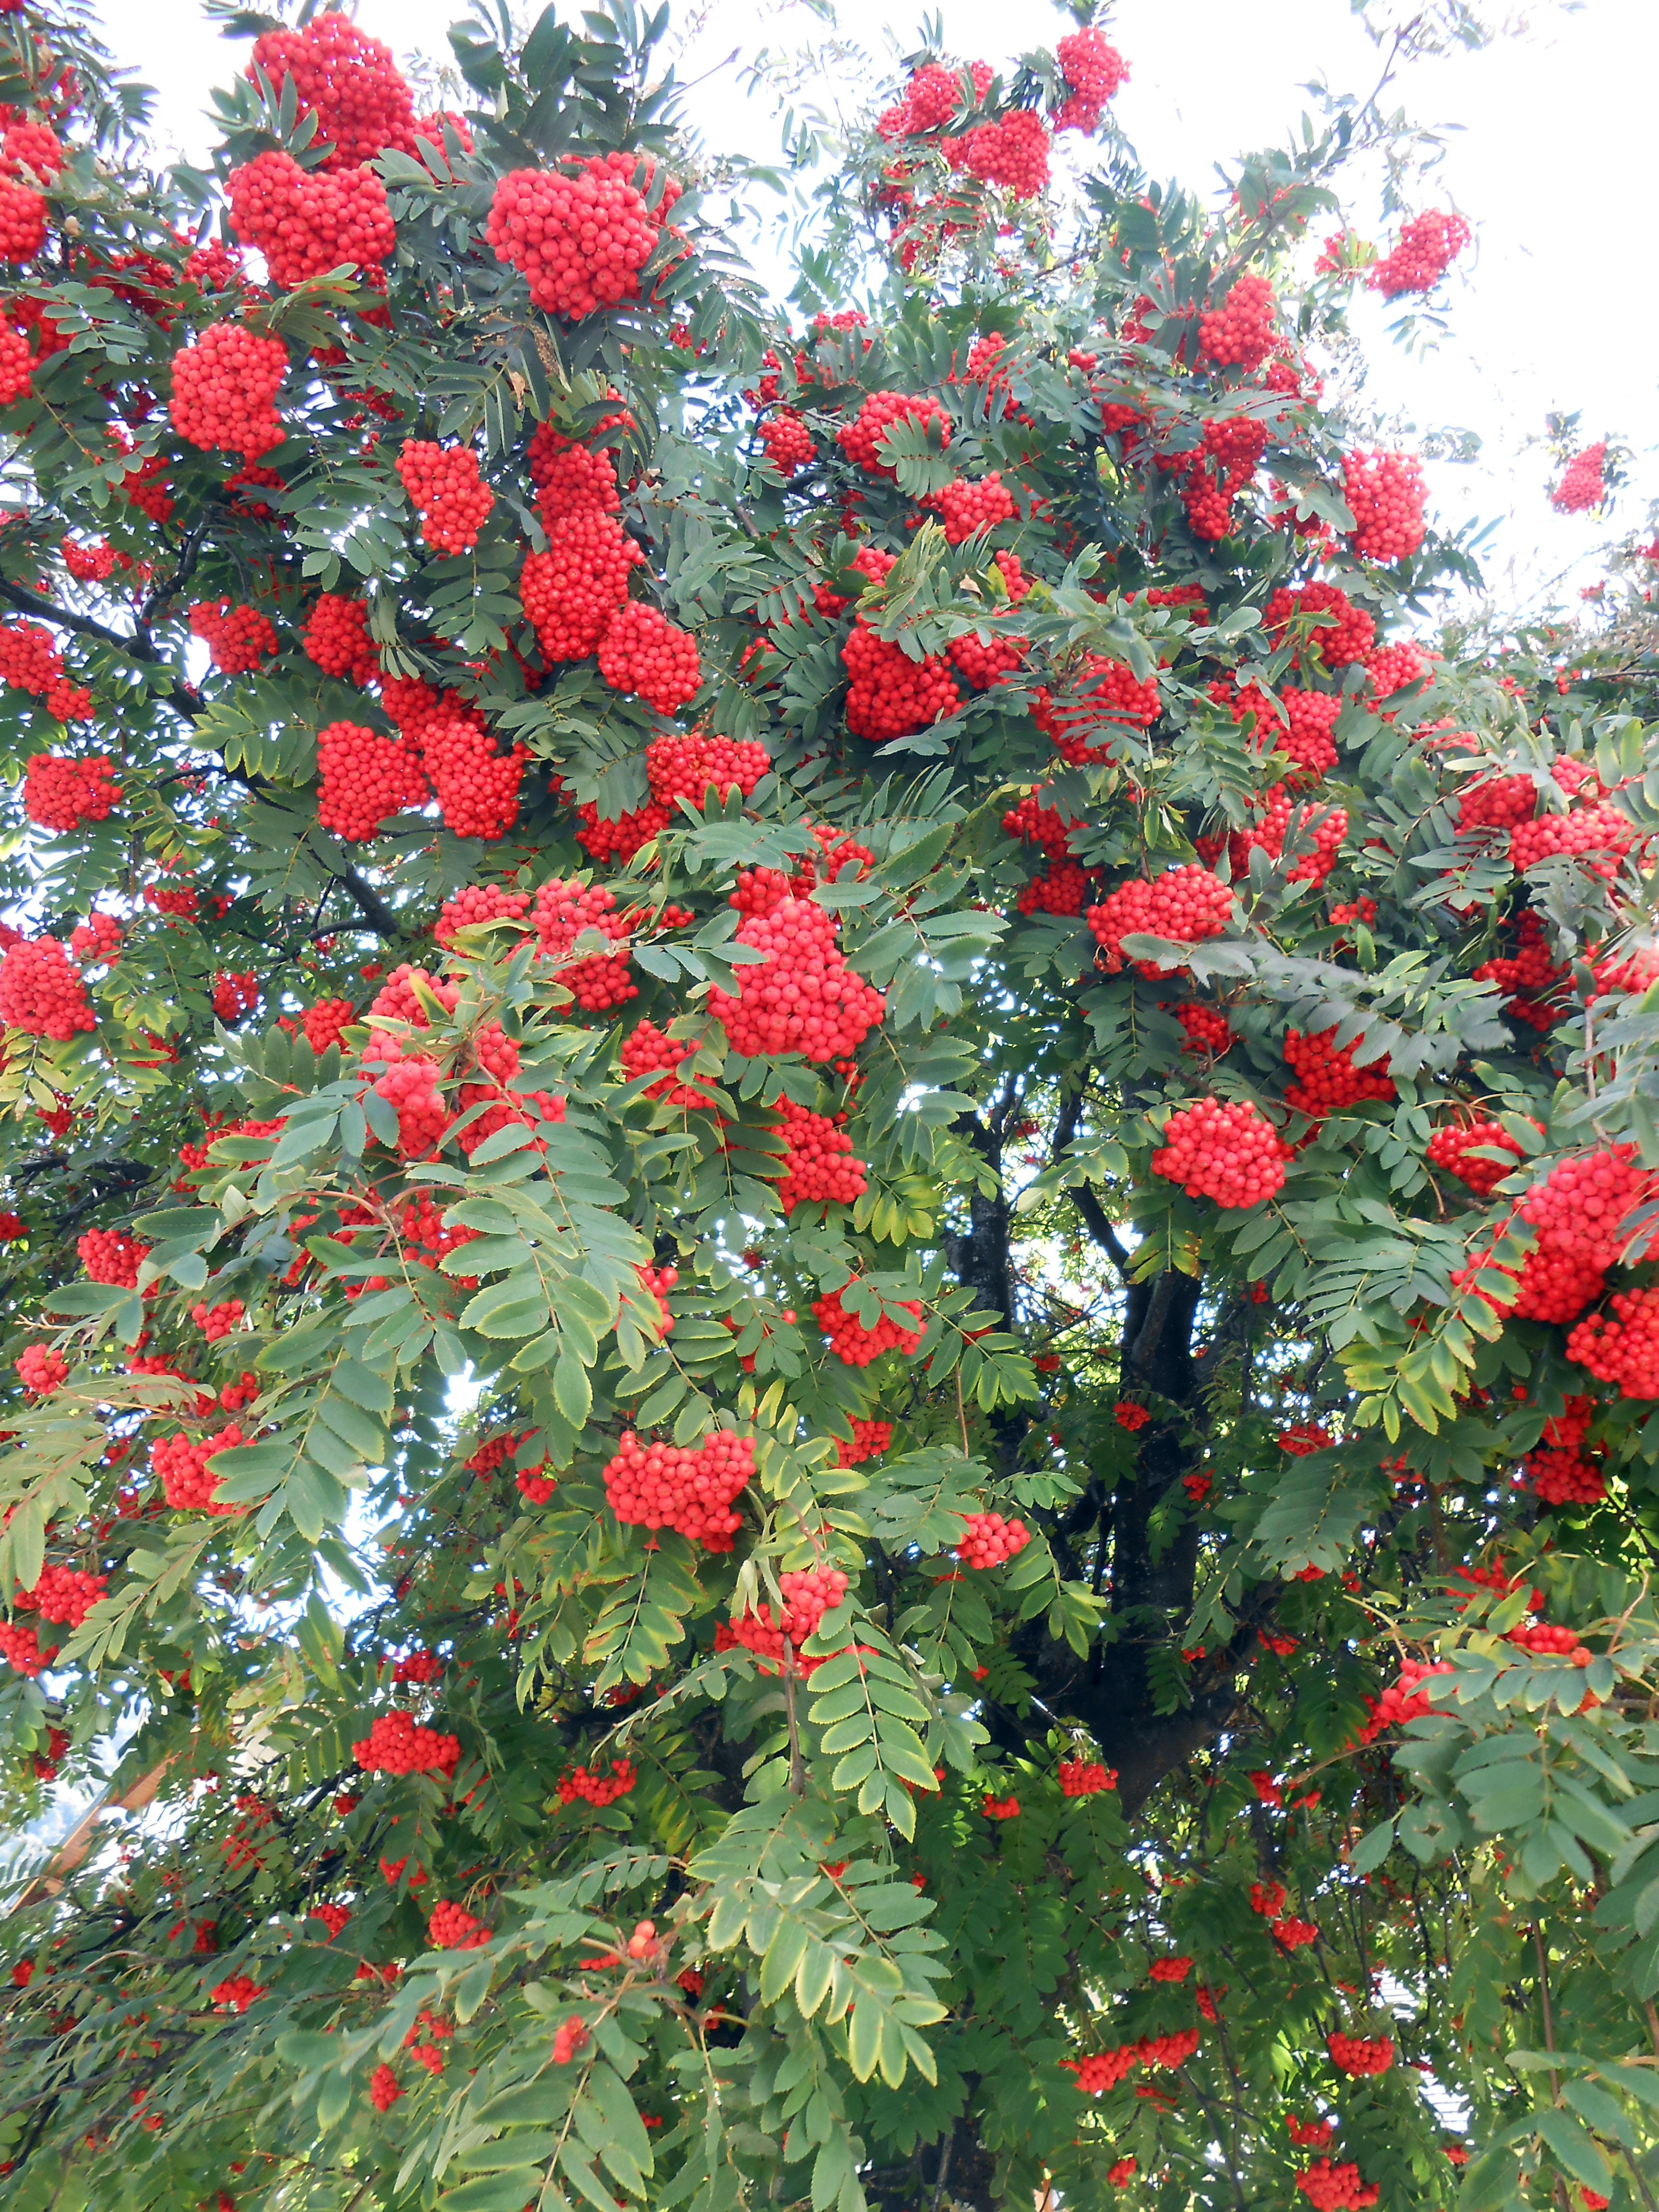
[{"left": 0, "top": 7, "right": 1658, "bottom": 2212}]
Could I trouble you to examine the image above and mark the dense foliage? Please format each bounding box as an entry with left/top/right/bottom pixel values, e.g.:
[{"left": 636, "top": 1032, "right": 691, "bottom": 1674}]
[{"left": 0, "top": 6, "right": 1658, "bottom": 2212}]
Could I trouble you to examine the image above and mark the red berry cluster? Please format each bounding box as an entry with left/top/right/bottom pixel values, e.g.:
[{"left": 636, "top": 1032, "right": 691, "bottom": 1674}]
[
  {"left": 708, "top": 896, "right": 885, "bottom": 1061},
  {"left": 531, "top": 878, "right": 637, "bottom": 1011},
  {"left": 1470, "top": 911, "right": 1564, "bottom": 1029},
  {"left": 1059, "top": 2046, "right": 1141, "bottom": 2094},
  {"left": 0, "top": 620, "right": 92, "bottom": 720},
  {"left": 227, "top": 150, "right": 395, "bottom": 289},
  {"left": 1262, "top": 583, "right": 1375, "bottom": 671},
  {"left": 1505, "top": 1621, "right": 1593, "bottom": 1665},
  {"left": 1355, "top": 1656, "right": 1454, "bottom": 1742},
  {"left": 552, "top": 2016, "right": 591, "bottom": 2065},
  {"left": 192, "top": 1298, "right": 244, "bottom": 1341},
  {"left": 420, "top": 715, "right": 529, "bottom": 842},
  {"left": 395, "top": 440, "right": 494, "bottom": 555},
  {"left": 1016, "top": 860, "right": 1097, "bottom": 916},
  {"left": 209, "top": 973, "right": 258, "bottom": 1028},
  {"left": 556, "top": 1759, "right": 637, "bottom": 1807},
  {"left": 519, "top": 516, "right": 645, "bottom": 659},
  {"left": 722, "top": 1565, "right": 851, "bottom": 1674},
  {"left": 929, "top": 471, "right": 1016, "bottom": 543},
  {"left": 955, "top": 1511, "right": 1031, "bottom": 1568},
  {"left": 950, "top": 109, "right": 1051, "bottom": 196},
  {"left": 78, "top": 1228, "right": 149, "bottom": 1285},
  {"left": 1208, "top": 788, "right": 1346, "bottom": 887},
  {"left": 1172, "top": 1003, "right": 1233, "bottom": 1056},
  {"left": 61, "top": 539, "right": 120, "bottom": 584},
  {"left": 169, "top": 325, "right": 288, "bottom": 460},
  {"left": 1002, "top": 792, "right": 1079, "bottom": 859},
  {"left": 1053, "top": 28, "right": 1129, "bottom": 133},
  {"left": 602, "top": 1429, "right": 755, "bottom": 1549},
  {"left": 598, "top": 601, "right": 701, "bottom": 714},
  {"left": 981, "top": 1792, "right": 1020, "bottom": 1819},
  {"left": 188, "top": 600, "right": 279, "bottom": 673},
  {"left": 0, "top": 937, "right": 95, "bottom": 1039},
  {"left": 1551, "top": 441, "right": 1607, "bottom": 515},
  {"left": 1296, "top": 2161, "right": 1379, "bottom": 2211},
  {"left": 759, "top": 411, "right": 815, "bottom": 477},
  {"left": 877, "top": 61, "right": 992, "bottom": 140},
  {"left": 1273, "top": 1916, "right": 1319, "bottom": 1948},
  {"left": 0, "top": 176, "right": 46, "bottom": 262},
  {"left": 1342, "top": 449, "right": 1426, "bottom": 564},
  {"left": 300, "top": 998, "right": 356, "bottom": 1054},
  {"left": 427, "top": 1900, "right": 488, "bottom": 1950},
  {"left": 0, "top": 323, "right": 32, "bottom": 404},
  {"left": 0, "top": 1623, "right": 55, "bottom": 1674},
  {"left": 369, "top": 1052, "right": 449, "bottom": 1156},
  {"left": 1368, "top": 209, "right": 1471, "bottom": 296},
  {"left": 1281, "top": 1028, "right": 1396, "bottom": 1120},
  {"left": 621, "top": 1020, "right": 714, "bottom": 1108},
  {"left": 23, "top": 753, "right": 120, "bottom": 832},
  {"left": 302, "top": 593, "right": 378, "bottom": 684},
  {"left": 13, "top": 1564, "right": 106, "bottom": 1626},
  {"left": 530, "top": 424, "right": 622, "bottom": 521},
  {"left": 836, "top": 391, "right": 952, "bottom": 475},
  {"left": 352, "top": 1710, "right": 462, "bottom": 1776},
  {"left": 15, "top": 1344, "right": 67, "bottom": 1394},
  {"left": 1034, "top": 654, "right": 1162, "bottom": 763},
  {"left": 1057, "top": 1759, "right": 1116, "bottom": 1796},
  {"left": 771, "top": 1097, "right": 867, "bottom": 1211},
  {"left": 1567, "top": 1288, "right": 1659, "bottom": 1400},
  {"left": 249, "top": 16, "right": 418, "bottom": 169},
  {"left": 811, "top": 1285, "right": 925, "bottom": 1367},
  {"left": 368, "top": 2064, "right": 402, "bottom": 2112},
  {"left": 1152, "top": 1098, "right": 1287, "bottom": 1209},
  {"left": 835, "top": 1418, "right": 894, "bottom": 1466},
  {"left": 647, "top": 732, "right": 769, "bottom": 808},
  {"left": 1509, "top": 802, "right": 1631, "bottom": 875},
  {"left": 315, "top": 720, "right": 428, "bottom": 844},
  {"left": 842, "top": 622, "right": 962, "bottom": 740},
  {"left": 1426, "top": 1118, "right": 1527, "bottom": 1196},
  {"left": 150, "top": 1427, "right": 246, "bottom": 1514},
  {"left": 1197, "top": 274, "right": 1276, "bottom": 371},
  {"left": 485, "top": 162, "right": 666, "bottom": 318},
  {"left": 1086, "top": 866, "right": 1234, "bottom": 978},
  {"left": 1325, "top": 2033, "right": 1393, "bottom": 2077},
  {"left": 210, "top": 1975, "right": 265, "bottom": 2014}
]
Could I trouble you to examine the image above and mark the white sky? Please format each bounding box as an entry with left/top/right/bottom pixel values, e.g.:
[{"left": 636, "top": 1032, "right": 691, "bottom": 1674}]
[{"left": 108, "top": 0, "right": 1657, "bottom": 614}]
